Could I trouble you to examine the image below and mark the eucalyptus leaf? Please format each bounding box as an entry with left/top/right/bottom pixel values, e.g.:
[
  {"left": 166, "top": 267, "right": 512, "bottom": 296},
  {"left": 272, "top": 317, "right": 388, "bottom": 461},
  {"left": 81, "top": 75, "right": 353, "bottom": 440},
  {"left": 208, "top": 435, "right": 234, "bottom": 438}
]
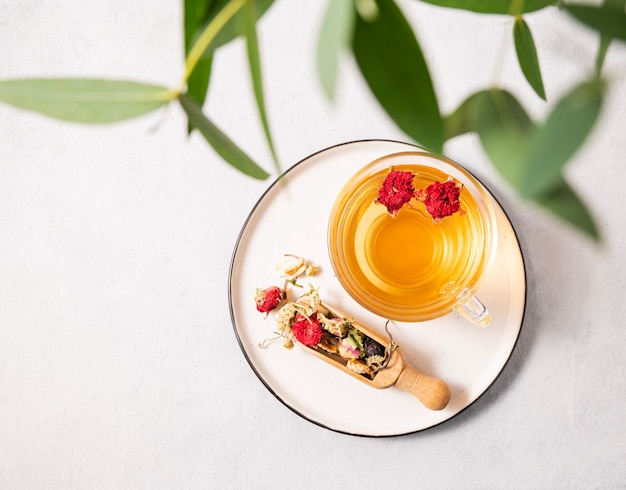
[
  {"left": 178, "top": 94, "right": 269, "bottom": 180},
  {"left": 185, "top": 0, "right": 248, "bottom": 81},
  {"left": 514, "top": 18, "right": 546, "bottom": 100},
  {"left": 184, "top": 0, "right": 215, "bottom": 132},
  {"left": 594, "top": 0, "right": 626, "bottom": 77},
  {"left": 415, "top": 0, "right": 555, "bottom": 14},
  {"left": 446, "top": 88, "right": 599, "bottom": 237},
  {"left": 536, "top": 179, "right": 599, "bottom": 239},
  {"left": 471, "top": 89, "right": 534, "bottom": 188},
  {"left": 352, "top": 0, "right": 443, "bottom": 153},
  {"left": 565, "top": 3, "right": 626, "bottom": 42},
  {"left": 198, "top": 0, "right": 276, "bottom": 58},
  {"left": 186, "top": 58, "right": 213, "bottom": 132},
  {"left": 0, "top": 79, "right": 174, "bottom": 123},
  {"left": 519, "top": 80, "right": 603, "bottom": 198},
  {"left": 443, "top": 91, "right": 487, "bottom": 140},
  {"left": 317, "top": 0, "right": 356, "bottom": 100},
  {"left": 185, "top": 0, "right": 214, "bottom": 51},
  {"left": 244, "top": 0, "right": 280, "bottom": 173}
]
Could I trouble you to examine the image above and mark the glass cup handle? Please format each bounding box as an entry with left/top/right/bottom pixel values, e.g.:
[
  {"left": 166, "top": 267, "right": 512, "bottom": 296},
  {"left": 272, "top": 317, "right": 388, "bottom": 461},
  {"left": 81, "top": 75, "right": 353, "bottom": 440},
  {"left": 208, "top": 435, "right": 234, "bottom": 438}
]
[{"left": 455, "top": 294, "right": 491, "bottom": 327}]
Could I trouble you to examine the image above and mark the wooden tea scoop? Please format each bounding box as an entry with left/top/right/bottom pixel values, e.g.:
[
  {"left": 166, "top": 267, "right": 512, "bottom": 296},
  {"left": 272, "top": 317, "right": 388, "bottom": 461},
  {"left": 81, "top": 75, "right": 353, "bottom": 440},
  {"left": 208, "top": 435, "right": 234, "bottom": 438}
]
[{"left": 295, "top": 298, "right": 452, "bottom": 411}]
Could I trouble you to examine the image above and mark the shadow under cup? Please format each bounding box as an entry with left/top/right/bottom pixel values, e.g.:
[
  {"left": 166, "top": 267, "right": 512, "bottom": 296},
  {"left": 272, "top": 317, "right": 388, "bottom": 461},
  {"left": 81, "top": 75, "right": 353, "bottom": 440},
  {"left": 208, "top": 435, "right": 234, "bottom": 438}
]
[{"left": 327, "top": 152, "right": 498, "bottom": 324}]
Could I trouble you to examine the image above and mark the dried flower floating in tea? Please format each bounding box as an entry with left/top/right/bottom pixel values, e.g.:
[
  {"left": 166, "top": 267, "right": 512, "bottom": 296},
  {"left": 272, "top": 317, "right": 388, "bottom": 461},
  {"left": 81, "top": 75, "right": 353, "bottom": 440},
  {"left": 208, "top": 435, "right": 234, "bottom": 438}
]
[
  {"left": 416, "top": 179, "right": 464, "bottom": 222},
  {"left": 374, "top": 168, "right": 463, "bottom": 222},
  {"left": 375, "top": 168, "right": 416, "bottom": 216}
]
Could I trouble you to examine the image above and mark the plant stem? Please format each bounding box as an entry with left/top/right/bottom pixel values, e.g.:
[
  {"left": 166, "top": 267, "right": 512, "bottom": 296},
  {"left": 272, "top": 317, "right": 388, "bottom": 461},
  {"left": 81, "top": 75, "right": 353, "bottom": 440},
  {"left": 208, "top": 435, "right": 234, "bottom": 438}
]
[
  {"left": 594, "top": 0, "right": 626, "bottom": 78},
  {"left": 508, "top": 0, "right": 526, "bottom": 16},
  {"left": 183, "top": 0, "right": 248, "bottom": 85},
  {"left": 595, "top": 36, "right": 611, "bottom": 78}
]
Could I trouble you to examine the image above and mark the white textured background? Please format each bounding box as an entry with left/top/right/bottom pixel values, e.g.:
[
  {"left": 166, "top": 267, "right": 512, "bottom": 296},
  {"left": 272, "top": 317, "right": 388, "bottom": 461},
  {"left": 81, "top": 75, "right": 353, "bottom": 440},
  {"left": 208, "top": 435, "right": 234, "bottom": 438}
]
[{"left": 1, "top": 1, "right": 625, "bottom": 488}]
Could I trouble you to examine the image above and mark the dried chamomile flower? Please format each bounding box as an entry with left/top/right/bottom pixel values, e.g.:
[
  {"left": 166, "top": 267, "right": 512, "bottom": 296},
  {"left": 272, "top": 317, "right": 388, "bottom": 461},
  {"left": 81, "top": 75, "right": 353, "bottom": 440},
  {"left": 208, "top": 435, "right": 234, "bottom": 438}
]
[
  {"left": 318, "top": 315, "right": 350, "bottom": 338},
  {"left": 304, "top": 263, "right": 318, "bottom": 276},
  {"left": 275, "top": 254, "right": 318, "bottom": 279},
  {"left": 274, "top": 286, "right": 320, "bottom": 334},
  {"left": 275, "top": 302, "right": 298, "bottom": 333},
  {"left": 346, "top": 359, "right": 373, "bottom": 376},
  {"left": 297, "top": 286, "right": 321, "bottom": 314}
]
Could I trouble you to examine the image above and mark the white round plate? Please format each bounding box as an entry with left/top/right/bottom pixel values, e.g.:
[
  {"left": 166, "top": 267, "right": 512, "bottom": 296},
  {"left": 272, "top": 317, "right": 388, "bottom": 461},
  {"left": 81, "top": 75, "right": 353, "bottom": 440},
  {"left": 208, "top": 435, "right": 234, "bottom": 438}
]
[{"left": 229, "top": 140, "right": 526, "bottom": 437}]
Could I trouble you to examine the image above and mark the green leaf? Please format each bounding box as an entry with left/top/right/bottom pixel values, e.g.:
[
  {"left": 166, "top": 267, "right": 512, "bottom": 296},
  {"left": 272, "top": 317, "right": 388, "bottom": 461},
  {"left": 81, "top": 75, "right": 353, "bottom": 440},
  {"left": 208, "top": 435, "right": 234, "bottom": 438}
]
[
  {"left": 198, "top": 0, "right": 276, "bottom": 58},
  {"left": 519, "top": 80, "right": 603, "bottom": 198},
  {"left": 317, "top": 0, "right": 356, "bottom": 100},
  {"left": 565, "top": 3, "right": 626, "bottom": 42},
  {"left": 184, "top": 0, "right": 215, "bottom": 132},
  {"left": 186, "top": 56, "right": 213, "bottom": 132},
  {"left": 185, "top": 0, "right": 215, "bottom": 51},
  {"left": 0, "top": 79, "right": 174, "bottom": 123},
  {"left": 244, "top": 0, "right": 280, "bottom": 173},
  {"left": 443, "top": 91, "right": 486, "bottom": 140},
  {"left": 536, "top": 179, "right": 599, "bottom": 239},
  {"left": 352, "top": 0, "right": 443, "bottom": 153},
  {"left": 415, "top": 0, "right": 555, "bottom": 14},
  {"left": 471, "top": 89, "right": 535, "bottom": 188},
  {"left": 594, "top": 0, "right": 626, "bottom": 77},
  {"left": 445, "top": 88, "right": 599, "bottom": 238},
  {"left": 178, "top": 94, "right": 269, "bottom": 180},
  {"left": 514, "top": 18, "right": 546, "bottom": 101},
  {"left": 185, "top": 0, "right": 248, "bottom": 82}
]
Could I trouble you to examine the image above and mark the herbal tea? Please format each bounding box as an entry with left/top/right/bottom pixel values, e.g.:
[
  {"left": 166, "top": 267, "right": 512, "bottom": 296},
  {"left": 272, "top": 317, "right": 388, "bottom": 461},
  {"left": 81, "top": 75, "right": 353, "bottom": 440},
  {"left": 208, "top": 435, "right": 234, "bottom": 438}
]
[{"left": 328, "top": 161, "right": 494, "bottom": 322}]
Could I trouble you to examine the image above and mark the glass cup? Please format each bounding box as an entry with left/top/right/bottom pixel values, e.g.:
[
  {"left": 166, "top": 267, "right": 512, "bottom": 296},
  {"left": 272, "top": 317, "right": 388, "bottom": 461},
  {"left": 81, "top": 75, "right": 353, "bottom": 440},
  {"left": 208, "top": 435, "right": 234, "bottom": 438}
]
[{"left": 327, "top": 151, "right": 498, "bottom": 326}]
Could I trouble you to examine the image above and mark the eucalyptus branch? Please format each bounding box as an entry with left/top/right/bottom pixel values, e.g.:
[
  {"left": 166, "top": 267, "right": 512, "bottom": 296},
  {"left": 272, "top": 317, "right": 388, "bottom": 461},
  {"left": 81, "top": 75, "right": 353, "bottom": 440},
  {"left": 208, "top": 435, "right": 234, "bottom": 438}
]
[
  {"left": 0, "top": 0, "right": 622, "bottom": 237},
  {"left": 594, "top": 0, "right": 626, "bottom": 78},
  {"left": 183, "top": 0, "right": 248, "bottom": 86}
]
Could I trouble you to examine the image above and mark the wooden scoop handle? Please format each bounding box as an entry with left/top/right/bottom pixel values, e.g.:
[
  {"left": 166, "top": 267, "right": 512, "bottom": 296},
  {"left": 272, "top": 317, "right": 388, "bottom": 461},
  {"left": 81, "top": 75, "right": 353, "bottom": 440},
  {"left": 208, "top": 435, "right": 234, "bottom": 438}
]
[{"left": 395, "top": 362, "right": 451, "bottom": 411}]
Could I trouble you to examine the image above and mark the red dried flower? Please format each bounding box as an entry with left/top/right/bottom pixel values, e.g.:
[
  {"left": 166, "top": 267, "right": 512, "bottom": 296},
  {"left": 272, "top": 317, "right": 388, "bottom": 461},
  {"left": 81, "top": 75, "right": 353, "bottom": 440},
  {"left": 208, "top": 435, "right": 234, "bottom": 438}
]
[
  {"left": 417, "top": 179, "right": 463, "bottom": 222},
  {"left": 255, "top": 286, "right": 284, "bottom": 315},
  {"left": 291, "top": 313, "right": 323, "bottom": 347},
  {"left": 375, "top": 168, "right": 416, "bottom": 216}
]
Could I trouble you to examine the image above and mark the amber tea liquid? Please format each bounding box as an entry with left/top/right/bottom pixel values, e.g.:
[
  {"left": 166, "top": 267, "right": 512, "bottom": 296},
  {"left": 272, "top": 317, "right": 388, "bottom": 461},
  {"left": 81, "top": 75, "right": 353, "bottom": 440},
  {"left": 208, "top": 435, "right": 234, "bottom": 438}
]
[{"left": 329, "top": 164, "right": 490, "bottom": 321}]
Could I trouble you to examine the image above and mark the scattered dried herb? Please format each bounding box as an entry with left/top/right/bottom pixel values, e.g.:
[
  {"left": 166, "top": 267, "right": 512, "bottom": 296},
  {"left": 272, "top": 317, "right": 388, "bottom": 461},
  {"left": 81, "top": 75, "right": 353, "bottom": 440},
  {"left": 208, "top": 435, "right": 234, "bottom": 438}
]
[
  {"left": 254, "top": 254, "right": 393, "bottom": 380},
  {"left": 275, "top": 254, "right": 318, "bottom": 279},
  {"left": 254, "top": 286, "right": 284, "bottom": 316}
]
